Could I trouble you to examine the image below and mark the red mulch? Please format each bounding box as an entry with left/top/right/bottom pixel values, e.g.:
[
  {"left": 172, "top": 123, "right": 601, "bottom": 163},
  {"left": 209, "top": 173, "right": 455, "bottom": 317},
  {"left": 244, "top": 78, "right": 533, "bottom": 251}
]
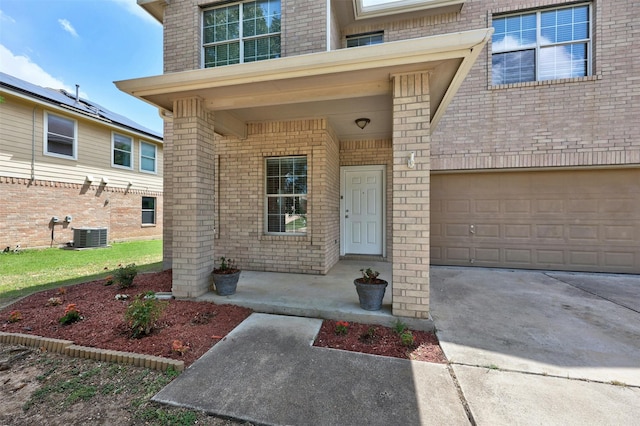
[
  {"left": 313, "top": 320, "right": 447, "bottom": 363},
  {"left": 1, "top": 270, "right": 446, "bottom": 366}
]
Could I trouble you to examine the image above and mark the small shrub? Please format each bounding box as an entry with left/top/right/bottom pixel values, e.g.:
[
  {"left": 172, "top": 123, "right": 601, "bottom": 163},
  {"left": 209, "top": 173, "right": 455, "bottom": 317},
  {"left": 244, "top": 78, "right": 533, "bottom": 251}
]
[
  {"left": 8, "top": 310, "right": 22, "bottom": 323},
  {"left": 392, "top": 318, "right": 408, "bottom": 335},
  {"left": 334, "top": 321, "right": 349, "bottom": 335},
  {"left": 400, "top": 331, "right": 414, "bottom": 346},
  {"left": 114, "top": 263, "right": 138, "bottom": 289},
  {"left": 213, "top": 256, "right": 239, "bottom": 274},
  {"left": 359, "top": 268, "right": 380, "bottom": 283},
  {"left": 59, "top": 304, "right": 81, "bottom": 325},
  {"left": 56, "top": 287, "right": 67, "bottom": 295},
  {"left": 46, "top": 297, "right": 63, "bottom": 307},
  {"left": 104, "top": 275, "right": 114, "bottom": 286},
  {"left": 124, "top": 292, "right": 167, "bottom": 338},
  {"left": 171, "top": 340, "right": 189, "bottom": 355}
]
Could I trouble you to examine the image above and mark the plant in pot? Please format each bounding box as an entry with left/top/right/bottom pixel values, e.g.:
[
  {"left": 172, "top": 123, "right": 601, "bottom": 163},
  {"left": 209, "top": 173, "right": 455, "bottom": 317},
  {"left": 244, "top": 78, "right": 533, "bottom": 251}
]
[
  {"left": 210, "top": 257, "right": 241, "bottom": 296},
  {"left": 354, "top": 268, "right": 388, "bottom": 311}
]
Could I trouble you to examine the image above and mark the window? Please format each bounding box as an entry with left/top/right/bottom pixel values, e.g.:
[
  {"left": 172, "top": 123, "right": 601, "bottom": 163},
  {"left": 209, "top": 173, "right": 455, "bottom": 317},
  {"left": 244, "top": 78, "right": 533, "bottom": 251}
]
[
  {"left": 142, "top": 197, "right": 156, "bottom": 225},
  {"left": 112, "top": 133, "right": 133, "bottom": 169},
  {"left": 266, "top": 156, "right": 307, "bottom": 234},
  {"left": 202, "top": 0, "right": 281, "bottom": 68},
  {"left": 140, "top": 141, "right": 157, "bottom": 173},
  {"left": 45, "top": 112, "right": 76, "bottom": 159},
  {"left": 346, "top": 31, "right": 384, "bottom": 48},
  {"left": 492, "top": 4, "right": 591, "bottom": 85}
]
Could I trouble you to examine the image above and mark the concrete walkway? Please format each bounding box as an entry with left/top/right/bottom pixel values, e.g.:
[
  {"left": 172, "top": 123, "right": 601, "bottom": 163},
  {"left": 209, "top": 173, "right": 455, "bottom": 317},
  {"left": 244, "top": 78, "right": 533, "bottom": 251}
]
[{"left": 155, "top": 267, "right": 640, "bottom": 425}]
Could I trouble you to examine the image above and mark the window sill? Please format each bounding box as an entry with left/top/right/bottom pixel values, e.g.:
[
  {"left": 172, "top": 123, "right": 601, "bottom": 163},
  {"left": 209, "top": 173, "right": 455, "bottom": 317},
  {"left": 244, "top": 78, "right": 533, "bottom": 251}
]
[
  {"left": 141, "top": 224, "right": 156, "bottom": 228},
  {"left": 489, "top": 74, "right": 600, "bottom": 90},
  {"left": 259, "top": 234, "right": 310, "bottom": 242}
]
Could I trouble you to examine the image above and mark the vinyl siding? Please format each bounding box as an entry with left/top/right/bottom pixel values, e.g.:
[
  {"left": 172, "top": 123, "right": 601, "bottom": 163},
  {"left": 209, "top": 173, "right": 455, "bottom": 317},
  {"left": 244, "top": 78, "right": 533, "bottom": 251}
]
[{"left": 0, "top": 93, "right": 163, "bottom": 192}]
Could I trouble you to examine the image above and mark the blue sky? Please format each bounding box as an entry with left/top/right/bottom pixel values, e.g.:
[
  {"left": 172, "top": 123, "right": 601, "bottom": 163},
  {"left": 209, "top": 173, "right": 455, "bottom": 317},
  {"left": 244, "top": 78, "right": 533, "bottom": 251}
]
[{"left": 0, "top": 0, "right": 163, "bottom": 134}]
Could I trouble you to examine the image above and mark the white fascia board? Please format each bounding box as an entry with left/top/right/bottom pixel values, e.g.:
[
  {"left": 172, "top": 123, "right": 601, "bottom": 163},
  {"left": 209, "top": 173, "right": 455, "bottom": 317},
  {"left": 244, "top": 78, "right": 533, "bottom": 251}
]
[
  {"left": 353, "top": 0, "right": 465, "bottom": 20},
  {"left": 116, "top": 28, "right": 492, "bottom": 100}
]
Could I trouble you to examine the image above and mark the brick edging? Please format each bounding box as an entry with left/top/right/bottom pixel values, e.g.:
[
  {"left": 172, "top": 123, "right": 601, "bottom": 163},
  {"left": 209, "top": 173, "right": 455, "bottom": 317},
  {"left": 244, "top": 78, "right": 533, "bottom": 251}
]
[{"left": 0, "top": 332, "right": 184, "bottom": 372}]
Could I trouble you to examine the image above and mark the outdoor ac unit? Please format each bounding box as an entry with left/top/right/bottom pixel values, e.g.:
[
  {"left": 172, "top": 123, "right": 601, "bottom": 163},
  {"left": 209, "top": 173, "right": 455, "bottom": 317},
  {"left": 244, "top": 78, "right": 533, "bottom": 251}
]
[{"left": 73, "top": 227, "right": 108, "bottom": 249}]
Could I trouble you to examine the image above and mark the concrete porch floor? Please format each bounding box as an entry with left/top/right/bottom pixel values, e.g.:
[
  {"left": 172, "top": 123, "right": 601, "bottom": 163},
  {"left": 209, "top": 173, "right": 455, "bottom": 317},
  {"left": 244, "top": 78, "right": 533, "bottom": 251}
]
[{"left": 196, "top": 260, "right": 434, "bottom": 331}]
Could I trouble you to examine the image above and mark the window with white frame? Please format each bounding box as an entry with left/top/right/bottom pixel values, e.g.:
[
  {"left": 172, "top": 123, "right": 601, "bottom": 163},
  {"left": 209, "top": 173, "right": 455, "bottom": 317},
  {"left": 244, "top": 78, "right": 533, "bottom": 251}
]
[
  {"left": 346, "top": 31, "right": 384, "bottom": 48},
  {"left": 266, "top": 156, "right": 307, "bottom": 234},
  {"left": 140, "top": 141, "right": 157, "bottom": 173},
  {"left": 45, "top": 112, "right": 77, "bottom": 159},
  {"left": 142, "top": 196, "right": 156, "bottom": 225},
  {"left": 492, "top": 4, "right": 591, "bottom": 85},
  {"left": 112, "top": 133, "right": 133, "bottom": 169},
  {"left": 202, "top": 0, "right": 281, "bottom": 68}
]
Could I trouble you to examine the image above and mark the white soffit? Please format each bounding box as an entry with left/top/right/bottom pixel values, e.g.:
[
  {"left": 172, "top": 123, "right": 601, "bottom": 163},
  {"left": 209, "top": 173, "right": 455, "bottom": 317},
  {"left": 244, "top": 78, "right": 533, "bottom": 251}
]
[
  {"left": 116, "top": 28, "right": 492, "bottom": 138},
  {"left": 353, "top": 0, "right": 465, "bottom": 20}
]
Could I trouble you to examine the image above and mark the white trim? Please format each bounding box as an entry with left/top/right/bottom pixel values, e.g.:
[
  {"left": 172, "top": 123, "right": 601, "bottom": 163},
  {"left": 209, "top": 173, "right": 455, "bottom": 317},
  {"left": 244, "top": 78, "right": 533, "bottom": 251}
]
[
  {"left": 111, "top": 131, "right": 134, "bottom": 170},
  {"left": 353, "top": 0, "right": 465, "bottom": 20},
  {"left": 43, "top": 111, "right": 77, "bottom": 160},
  {"left": 340, "top": 165, "right": 386, "bottom": 257},
  {"left": 139, "top": 140, "right": 158, "bottom": 174}
]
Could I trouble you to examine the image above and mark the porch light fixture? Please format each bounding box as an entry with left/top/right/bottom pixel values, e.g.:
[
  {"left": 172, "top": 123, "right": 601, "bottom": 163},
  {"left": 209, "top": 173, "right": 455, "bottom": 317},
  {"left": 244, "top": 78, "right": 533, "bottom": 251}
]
[
  {"left": 101, "top": 177, "right": 109, "bottom": 185},
  {"left": 408, "top": 152, "right": 416, "bottom": 169},
  {"left": 85, "top": 175, "right": 94, "bottom": 183},
  {"left": 355, "top": 118, "right": 370, "bottom": 130}
]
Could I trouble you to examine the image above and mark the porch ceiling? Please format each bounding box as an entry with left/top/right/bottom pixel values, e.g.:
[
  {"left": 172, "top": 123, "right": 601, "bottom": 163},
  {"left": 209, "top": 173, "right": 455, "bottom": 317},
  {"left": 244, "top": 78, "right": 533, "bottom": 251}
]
[{"left": 115, "top": 28, "right": 492, "bottom": 140}]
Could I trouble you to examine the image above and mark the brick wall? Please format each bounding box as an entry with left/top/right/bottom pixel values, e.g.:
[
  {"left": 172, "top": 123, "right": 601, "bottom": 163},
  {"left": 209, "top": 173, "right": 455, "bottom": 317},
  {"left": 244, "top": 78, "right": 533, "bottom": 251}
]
[
  {"left": 209, "top": 118, "right": 339, "bottom": 275},
  {"left": 0, "top": 177, "right": 162, "bottom": 249},
  {"left": 342, "top": 0, "right": 640, "bottom": 171},
  {"left": 163, "top": 0, "right": 326, "bottom": 73},
  {"left": 281, "top": 0, "right": 326, "bottom": 56}
]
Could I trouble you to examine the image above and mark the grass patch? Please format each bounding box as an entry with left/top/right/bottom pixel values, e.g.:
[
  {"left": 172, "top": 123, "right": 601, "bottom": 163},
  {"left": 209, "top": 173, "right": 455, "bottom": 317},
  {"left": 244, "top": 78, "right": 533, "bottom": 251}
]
[{"left": 0, "top": 240, "right": 162, "bottom": 307}]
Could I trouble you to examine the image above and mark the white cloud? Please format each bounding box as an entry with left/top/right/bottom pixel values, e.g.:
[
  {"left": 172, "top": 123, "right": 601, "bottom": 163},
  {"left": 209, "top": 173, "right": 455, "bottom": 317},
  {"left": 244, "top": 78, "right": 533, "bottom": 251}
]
[
  {"left": 111, "top": 0, "right": 161, "bottom": 25},
  {"left": 0, "top": 9, "right": 16, "bottom": 24},
  {"left": 58, "top": 18, "right": 79, "bottom": 37},
  {"left": 0, "top": 44, "right": 88, "bottom": 97}
]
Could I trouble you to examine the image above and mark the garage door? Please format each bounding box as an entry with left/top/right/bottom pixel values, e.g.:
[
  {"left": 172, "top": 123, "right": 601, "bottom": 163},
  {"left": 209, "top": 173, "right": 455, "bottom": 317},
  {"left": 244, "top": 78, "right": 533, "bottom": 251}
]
[{"left": 431, "top": 169, "right": 640, "bottom": 273}]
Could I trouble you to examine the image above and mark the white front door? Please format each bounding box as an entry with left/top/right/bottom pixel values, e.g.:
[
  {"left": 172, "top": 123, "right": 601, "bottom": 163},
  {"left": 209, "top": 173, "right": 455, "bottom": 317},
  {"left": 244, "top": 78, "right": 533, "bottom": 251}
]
[{"left": 342, "top": 166, "right": 385, "bottom": 255}]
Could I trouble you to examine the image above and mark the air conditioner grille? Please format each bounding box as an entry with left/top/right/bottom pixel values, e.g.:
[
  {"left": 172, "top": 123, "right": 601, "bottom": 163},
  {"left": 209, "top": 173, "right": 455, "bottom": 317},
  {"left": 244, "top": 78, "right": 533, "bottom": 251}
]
[{"left": 73, "top": 228, "right": 108, "bottom": 248}]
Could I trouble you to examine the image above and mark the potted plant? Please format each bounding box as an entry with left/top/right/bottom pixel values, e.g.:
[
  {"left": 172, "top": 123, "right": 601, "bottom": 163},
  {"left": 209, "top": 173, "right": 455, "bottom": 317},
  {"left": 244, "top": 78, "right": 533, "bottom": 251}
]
[
  {"left": 210, "top": 257, "right": 240, "bottom": 296},
  {"left": 354, "top": 268, "right": 388, "bottom": 311}
]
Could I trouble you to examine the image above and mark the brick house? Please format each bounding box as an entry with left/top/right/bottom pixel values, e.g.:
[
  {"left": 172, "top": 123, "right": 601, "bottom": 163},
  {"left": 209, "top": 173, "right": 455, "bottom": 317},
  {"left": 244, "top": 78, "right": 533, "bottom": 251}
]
[
  {"left": 118, "top": 0, "right": 639, "bottom": 319},
  {"left": 0, "top": 72, "right": 163, "bottom": 249}
]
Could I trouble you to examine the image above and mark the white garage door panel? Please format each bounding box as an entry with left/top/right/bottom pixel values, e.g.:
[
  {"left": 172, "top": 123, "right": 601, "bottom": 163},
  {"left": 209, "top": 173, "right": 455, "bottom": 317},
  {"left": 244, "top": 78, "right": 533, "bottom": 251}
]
[{"left": 431, "top": 169, "right": 640, "bottom": 273}]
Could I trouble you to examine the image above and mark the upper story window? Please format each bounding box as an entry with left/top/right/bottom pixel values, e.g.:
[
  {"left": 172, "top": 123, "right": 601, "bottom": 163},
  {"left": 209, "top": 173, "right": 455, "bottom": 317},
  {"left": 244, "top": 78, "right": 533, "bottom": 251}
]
[
  {"left": 44, "top": 112, "right": 77, "bottom": 159},
  {"left": 112, "top": 133, "right": 133, "bottom": 169},
  {"left": 492, "top": 4, "right": 591, "bottom": 85},
  {"left": 346, "top": 31, "right": 384, "bottom": 48},
  {"left": 202, "top": 0, "right": 281, "bottom": 68},
  {"left": 265, "top": 156, "right": 307, "bottom": 234},
  {"left": 140, "top": 141, "right": 157, "bottom": 173}
]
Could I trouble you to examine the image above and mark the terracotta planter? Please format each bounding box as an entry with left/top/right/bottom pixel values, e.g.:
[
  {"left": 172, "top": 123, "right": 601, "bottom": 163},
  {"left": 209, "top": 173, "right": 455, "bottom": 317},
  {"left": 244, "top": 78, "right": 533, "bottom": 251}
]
[
  {"left": 354, "top": 279, "right": 388, "bottom": 311},
  {"left": 211, "top": 270, "right": 240, "bottom": 296}
]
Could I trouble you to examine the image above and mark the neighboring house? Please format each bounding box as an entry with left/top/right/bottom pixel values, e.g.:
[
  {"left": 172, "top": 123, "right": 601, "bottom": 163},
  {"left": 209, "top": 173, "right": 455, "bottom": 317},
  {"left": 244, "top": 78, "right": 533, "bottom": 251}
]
[
  {"left": 117, "top": 0, "right": 639, "bottom": 319},
  {"left": 0, "top": 72, "right": 163, "bottom": 250}
]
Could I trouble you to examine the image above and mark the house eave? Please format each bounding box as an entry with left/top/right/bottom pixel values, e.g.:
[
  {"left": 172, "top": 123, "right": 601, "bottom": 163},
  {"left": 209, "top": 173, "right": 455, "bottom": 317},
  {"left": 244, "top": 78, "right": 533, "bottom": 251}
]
[
  {"left": 116, "top": 28, "right": 492, "bottom": 138},
  {"left": 352, "top": 0, "right": 465, "bottom": 21}
]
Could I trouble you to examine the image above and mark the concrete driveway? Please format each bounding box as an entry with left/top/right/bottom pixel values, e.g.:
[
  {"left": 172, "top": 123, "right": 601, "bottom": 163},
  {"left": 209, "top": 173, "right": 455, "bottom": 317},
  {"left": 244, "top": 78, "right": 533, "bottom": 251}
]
[
  {"left": 155, "top": 266, "right": 640, "bottom": 425},
  {"left": 431, "top": 266, "right": 640, "bottom": 424}
]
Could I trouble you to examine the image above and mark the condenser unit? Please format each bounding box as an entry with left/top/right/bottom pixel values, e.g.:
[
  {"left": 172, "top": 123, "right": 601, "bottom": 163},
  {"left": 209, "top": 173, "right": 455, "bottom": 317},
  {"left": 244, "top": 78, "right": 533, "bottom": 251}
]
[{"left": 73, "top": 227, "right": 108, "bottom": 249}]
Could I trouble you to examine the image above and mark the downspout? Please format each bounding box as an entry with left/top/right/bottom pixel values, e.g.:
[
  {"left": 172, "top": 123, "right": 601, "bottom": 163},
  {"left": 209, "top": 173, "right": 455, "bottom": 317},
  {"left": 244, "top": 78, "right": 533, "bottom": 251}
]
[{"left": 31, "top": 106, "right": 36, "bottom": 182}]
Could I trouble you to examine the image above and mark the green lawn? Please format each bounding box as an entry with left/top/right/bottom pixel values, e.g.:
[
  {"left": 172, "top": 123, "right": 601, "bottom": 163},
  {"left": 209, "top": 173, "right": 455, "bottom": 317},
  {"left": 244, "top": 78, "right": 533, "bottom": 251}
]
[{"left": 0, "top": 240, "right": 163, "bottom": 308}]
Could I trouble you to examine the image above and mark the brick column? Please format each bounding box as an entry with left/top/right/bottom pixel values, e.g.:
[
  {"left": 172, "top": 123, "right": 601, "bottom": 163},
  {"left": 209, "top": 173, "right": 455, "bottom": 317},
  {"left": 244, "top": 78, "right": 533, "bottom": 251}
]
[
  {"left": 162, "top": 119, "right": 174, "bottom": 271},
  {"left": 170, "top": 97, "right": 216, "bottom": 298},
  {"left": 391, "top": 72, "right": 431, "bottom": 318}
]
